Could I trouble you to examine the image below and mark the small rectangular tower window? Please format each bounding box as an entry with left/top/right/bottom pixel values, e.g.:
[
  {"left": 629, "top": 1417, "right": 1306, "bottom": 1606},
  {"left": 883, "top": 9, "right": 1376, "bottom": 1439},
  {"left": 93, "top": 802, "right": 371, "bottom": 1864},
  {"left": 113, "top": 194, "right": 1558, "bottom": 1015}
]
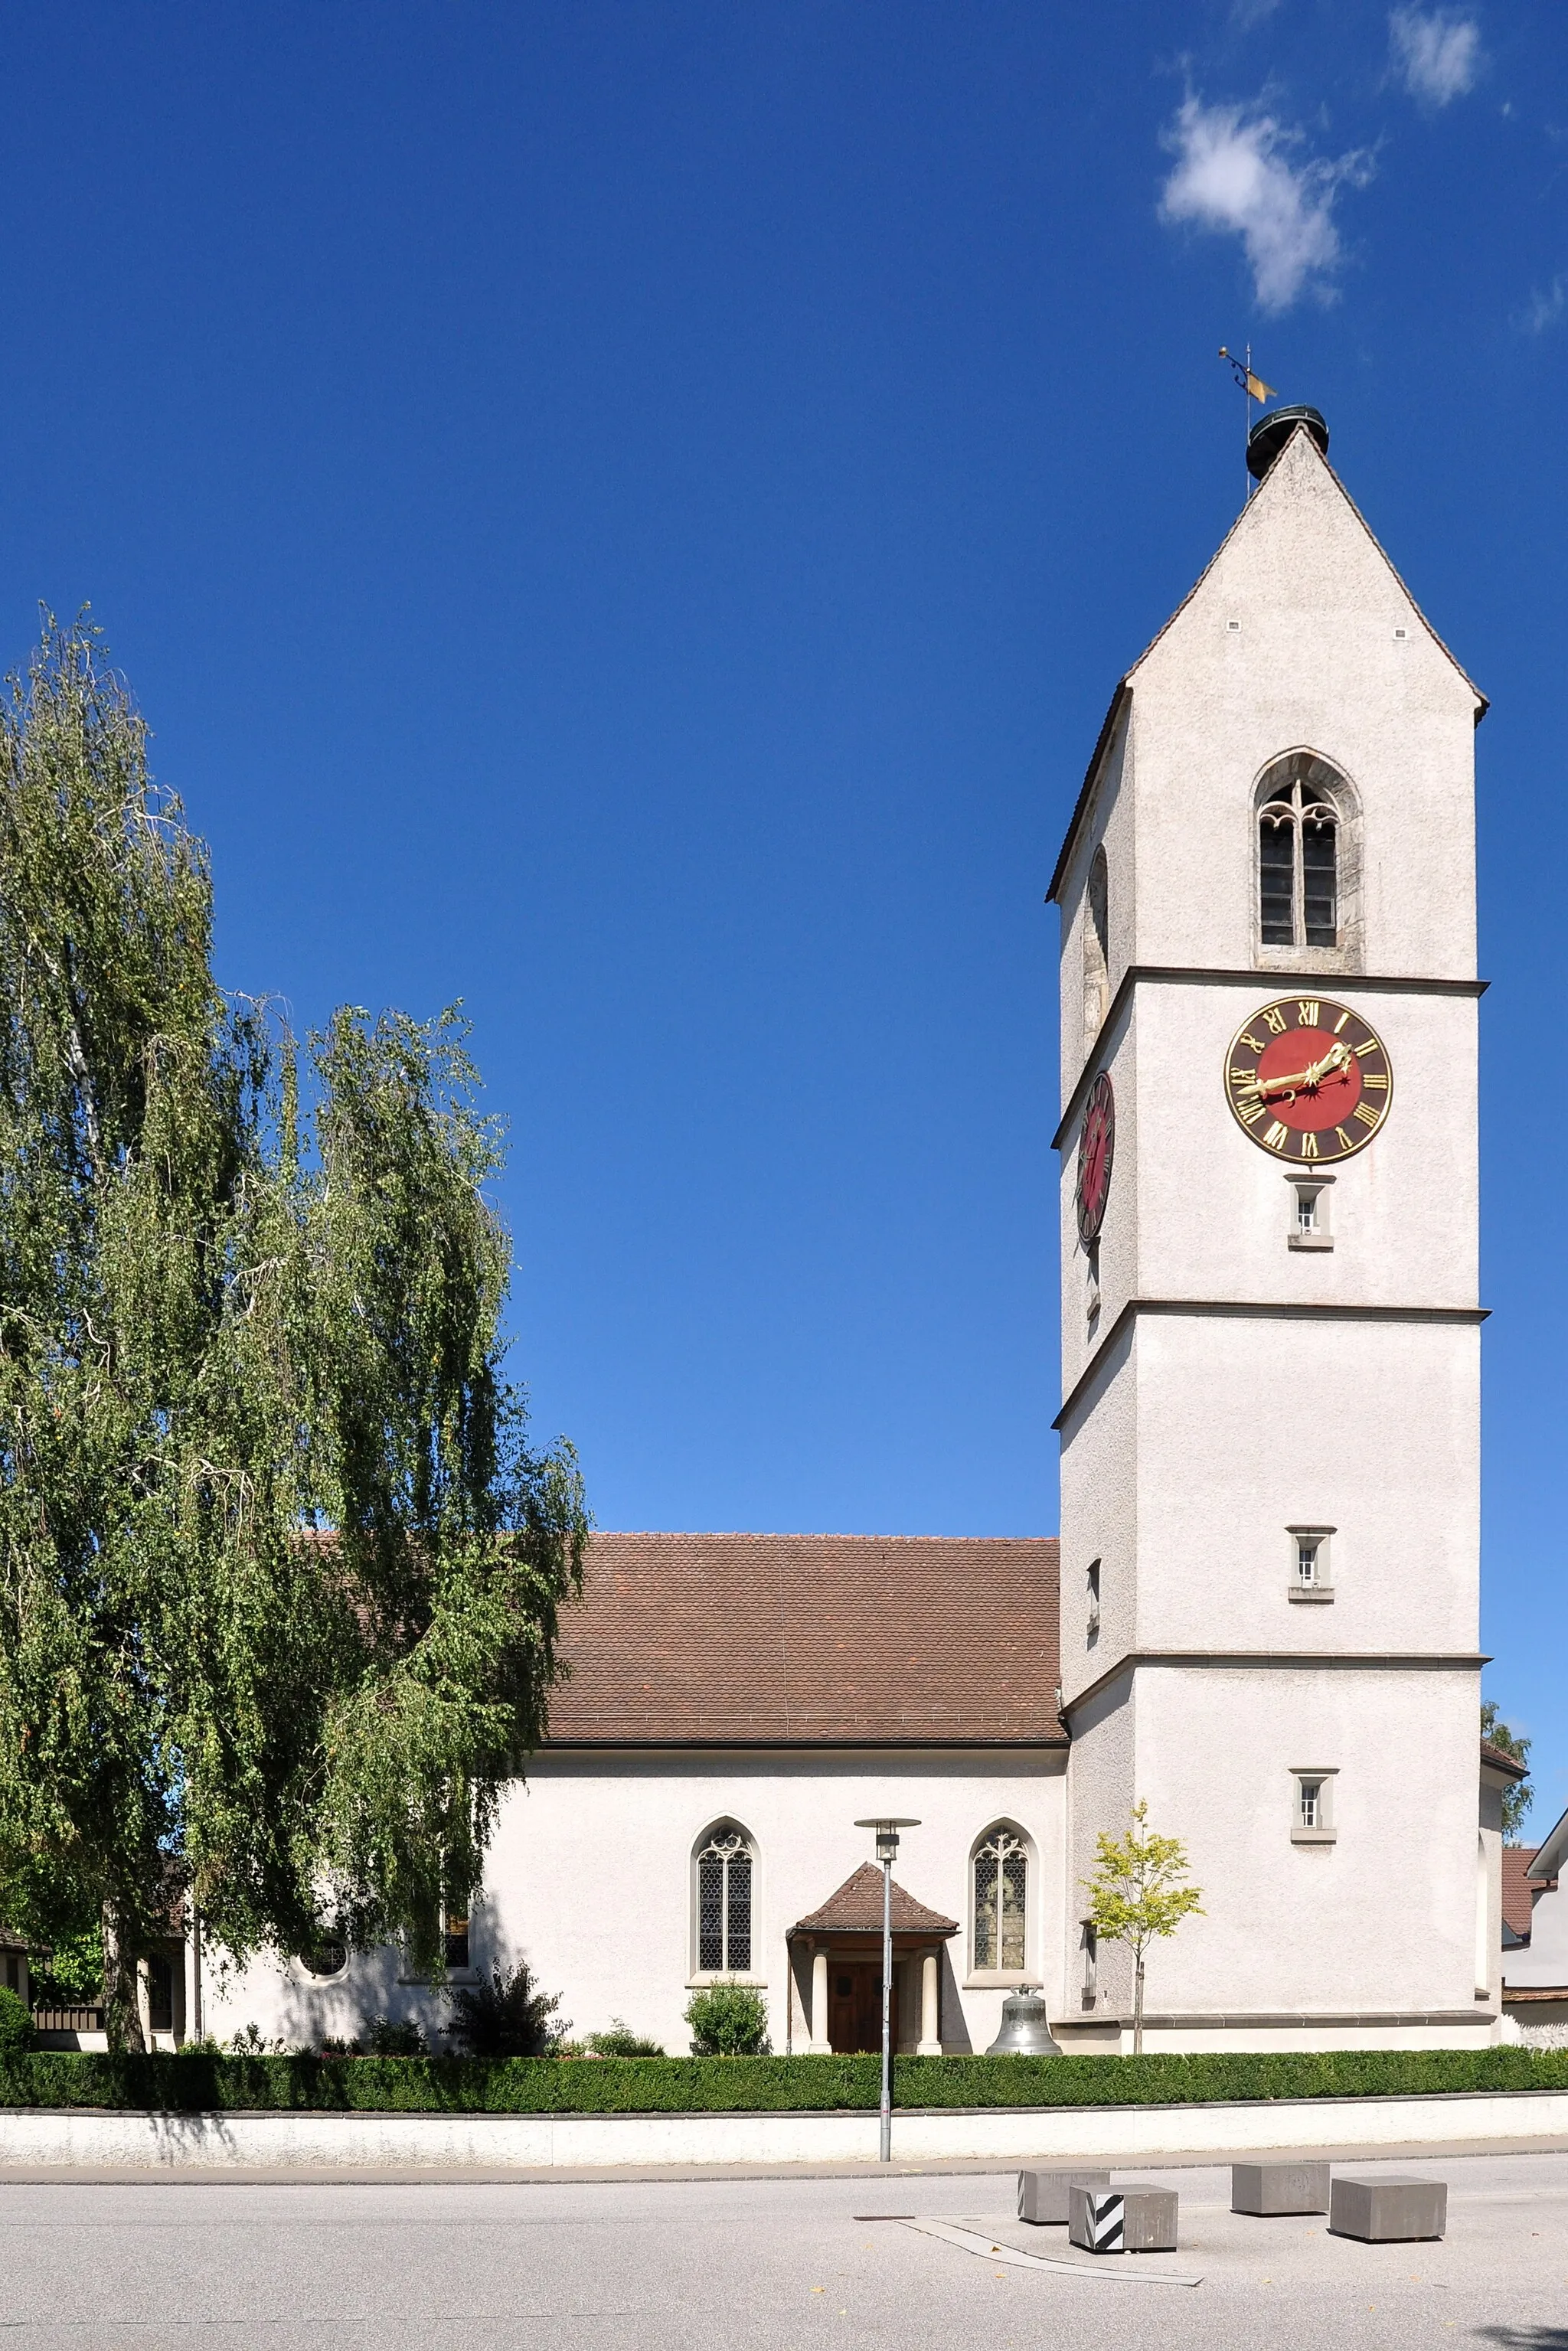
[
  {"left": 1286, "top": 1524, "right": 1334, "bottom": 1602},
  {"left": 1286, "top": 1173, "right": 1334, "bottom": 1250},
  {"left": 1291, "top": 1767, "right": 1338, "bottom": 1842},
  {"left": 1080, "top": 1921, "right": 1098, "bottom": 2009},
  {"left": 1086, "top": 1559, "right": 1101, "bottom": 1644},
  {"left": 1086, "top": 1239, "right": 1101, "bottom": 1326}
]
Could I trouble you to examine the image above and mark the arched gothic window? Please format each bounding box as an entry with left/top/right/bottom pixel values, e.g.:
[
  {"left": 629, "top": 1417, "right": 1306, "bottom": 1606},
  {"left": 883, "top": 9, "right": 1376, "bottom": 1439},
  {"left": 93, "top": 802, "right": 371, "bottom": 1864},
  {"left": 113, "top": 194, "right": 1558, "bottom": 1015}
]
[
  {"left": 1256, "top": 754, "right": 1348, "bottom": 951},
  {"left": 973, "top": 1825, "right": 1028, "bottom": 1972},
  {"left": 1083, "top": 845, "right": 1109, "bottom": 1043},
  {"left": 695, "top": 1822, "right": 753, "bottom": 1974}
]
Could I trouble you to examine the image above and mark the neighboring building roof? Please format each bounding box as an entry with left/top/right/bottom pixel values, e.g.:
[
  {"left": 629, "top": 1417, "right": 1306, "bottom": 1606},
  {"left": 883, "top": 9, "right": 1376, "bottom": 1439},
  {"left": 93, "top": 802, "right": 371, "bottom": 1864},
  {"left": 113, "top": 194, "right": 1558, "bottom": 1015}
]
[
  {"left": 1529, "top": 1800, "right": 1568, "bottom": 1887},
  {"left": 1502, "top": 1847, "right": 1544, "bottom": 1943},
  {"left": 789, "top": 1863, "right": 958, "bottom": 1938},
  {"left": 1481, "top": 1739, "right": 1530, "bottom": 1782},
  {"left": 545, "top": 1531, "right": 1064, "bottom": 1747},
  {"left": 1502, "top": 1984, "right": 1568, "bottom": 2007}
]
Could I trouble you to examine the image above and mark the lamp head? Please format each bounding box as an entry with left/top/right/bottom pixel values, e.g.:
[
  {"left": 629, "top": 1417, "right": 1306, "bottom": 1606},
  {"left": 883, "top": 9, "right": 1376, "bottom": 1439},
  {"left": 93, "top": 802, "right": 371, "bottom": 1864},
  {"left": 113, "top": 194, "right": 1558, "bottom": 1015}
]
[{"left": 854, "top": 1815, "right": 920, "bottom": 1864}]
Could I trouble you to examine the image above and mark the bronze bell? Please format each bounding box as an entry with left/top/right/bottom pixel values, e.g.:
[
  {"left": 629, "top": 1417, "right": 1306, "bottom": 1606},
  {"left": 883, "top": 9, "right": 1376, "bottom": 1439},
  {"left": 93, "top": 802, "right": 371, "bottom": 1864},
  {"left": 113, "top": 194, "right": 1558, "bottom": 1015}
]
[{"left": 985, "top": 1986, "right": 1059, "bottom": 2055}]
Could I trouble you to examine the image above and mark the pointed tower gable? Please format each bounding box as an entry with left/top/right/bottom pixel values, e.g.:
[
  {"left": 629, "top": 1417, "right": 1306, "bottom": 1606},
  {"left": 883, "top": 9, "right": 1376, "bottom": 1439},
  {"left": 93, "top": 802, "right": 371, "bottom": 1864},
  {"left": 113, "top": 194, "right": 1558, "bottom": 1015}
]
[
  {"left": 1093, "top": 422, "right": 1482, "bottom": 984},
  {"left": 1129, "top": 423, "right": 1484, "bottom": 712}
]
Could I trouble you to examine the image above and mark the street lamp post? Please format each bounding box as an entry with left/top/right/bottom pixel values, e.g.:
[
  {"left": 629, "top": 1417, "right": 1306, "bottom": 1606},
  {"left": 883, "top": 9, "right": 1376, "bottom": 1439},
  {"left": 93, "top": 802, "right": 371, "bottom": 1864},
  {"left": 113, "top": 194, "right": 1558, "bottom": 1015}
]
[{"left": 854, "top": 1817, "right": 920, "bottom": 2163}]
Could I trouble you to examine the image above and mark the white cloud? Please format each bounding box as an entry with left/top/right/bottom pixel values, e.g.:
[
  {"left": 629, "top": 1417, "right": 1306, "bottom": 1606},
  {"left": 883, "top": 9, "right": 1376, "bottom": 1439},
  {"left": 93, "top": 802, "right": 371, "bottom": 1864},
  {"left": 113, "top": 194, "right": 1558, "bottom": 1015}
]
[
  {"left": 1388, "top": 9, "right": 1481, "bottom": 106},
  {"left": 1521, "top": 277, "right": 1566, "bottom": 335},
  {"left": 1158, "top": 96, "right": 1376, "bottom": 313}
]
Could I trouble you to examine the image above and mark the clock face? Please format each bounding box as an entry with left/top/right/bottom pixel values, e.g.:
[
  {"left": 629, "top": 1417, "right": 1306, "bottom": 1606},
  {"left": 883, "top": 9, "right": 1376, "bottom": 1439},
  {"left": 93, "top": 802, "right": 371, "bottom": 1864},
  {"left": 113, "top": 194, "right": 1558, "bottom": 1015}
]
[
  {"left": 1224, "top": 996, "right": 1393, "bottom": 1164},
  {"left": 1076, "top": 1070, "right": 1115, "bottom": 1242}
]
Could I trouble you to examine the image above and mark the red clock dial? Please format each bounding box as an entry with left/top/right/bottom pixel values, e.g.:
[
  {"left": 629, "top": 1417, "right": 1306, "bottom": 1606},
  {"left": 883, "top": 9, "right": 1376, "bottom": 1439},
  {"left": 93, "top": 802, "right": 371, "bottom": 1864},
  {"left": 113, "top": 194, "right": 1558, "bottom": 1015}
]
[
  {"left": 1224, "top": 997, "right": 1393, "bottom": 1163},
  {"left": 1076, "top": 1070, "right": 1115, "bottom": 1242}
]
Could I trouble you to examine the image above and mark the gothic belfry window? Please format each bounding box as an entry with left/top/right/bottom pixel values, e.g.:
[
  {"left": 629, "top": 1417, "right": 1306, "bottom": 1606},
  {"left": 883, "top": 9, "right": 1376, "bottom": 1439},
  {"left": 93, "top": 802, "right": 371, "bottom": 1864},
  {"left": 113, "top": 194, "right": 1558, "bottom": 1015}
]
[{"left": 1256, "top": 754, "right": 1351, "bottom": 951}]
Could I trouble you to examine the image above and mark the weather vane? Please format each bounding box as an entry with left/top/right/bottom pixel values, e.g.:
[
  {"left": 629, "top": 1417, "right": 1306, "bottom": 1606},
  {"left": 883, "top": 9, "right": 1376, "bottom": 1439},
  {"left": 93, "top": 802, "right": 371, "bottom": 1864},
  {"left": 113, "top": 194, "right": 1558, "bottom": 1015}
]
[{"left": 1219, "top": 346, "right": 1277, "bottom": 498}]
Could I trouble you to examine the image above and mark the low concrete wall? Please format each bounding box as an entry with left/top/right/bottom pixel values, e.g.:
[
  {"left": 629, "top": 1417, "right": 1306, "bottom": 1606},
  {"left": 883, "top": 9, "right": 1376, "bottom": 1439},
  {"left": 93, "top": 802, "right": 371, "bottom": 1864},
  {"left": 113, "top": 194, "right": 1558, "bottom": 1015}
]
[{"left": 3, "top": 2090, "right": 1568, "bottom": 2171}]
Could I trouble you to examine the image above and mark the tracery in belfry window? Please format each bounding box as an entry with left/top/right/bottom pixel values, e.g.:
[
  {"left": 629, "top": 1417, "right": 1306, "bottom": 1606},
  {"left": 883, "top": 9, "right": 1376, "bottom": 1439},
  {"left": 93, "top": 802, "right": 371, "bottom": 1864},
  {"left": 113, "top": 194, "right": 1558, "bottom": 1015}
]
[
  {"left": 1256, "top": 753, "right": 1351, "bottom": 951},
  {"left": 695, "top": 1822, "right": 754, "bottom": 1973},
  {"left": 972, "top": 1825, "right": 1028, "bottom": 1971}
]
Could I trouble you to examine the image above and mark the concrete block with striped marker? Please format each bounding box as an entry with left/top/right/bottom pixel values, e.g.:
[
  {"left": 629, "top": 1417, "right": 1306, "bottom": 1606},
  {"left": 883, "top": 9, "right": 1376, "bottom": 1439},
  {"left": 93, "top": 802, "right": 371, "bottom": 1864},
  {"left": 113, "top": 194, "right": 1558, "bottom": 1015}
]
[{"left": 1069, "top": 2183, "right": 1178, "bottom": 2254}]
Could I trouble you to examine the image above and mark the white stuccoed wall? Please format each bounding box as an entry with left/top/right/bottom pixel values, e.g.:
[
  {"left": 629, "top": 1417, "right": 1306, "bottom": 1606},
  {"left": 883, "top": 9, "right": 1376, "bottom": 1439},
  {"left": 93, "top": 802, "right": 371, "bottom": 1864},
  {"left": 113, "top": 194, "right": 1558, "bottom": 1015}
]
[
  {"left": 204, "top": 1749, "right": 1068, "bottom": 2057},
  {"left": 1054, "top": 423, "right": 1489, "bottom": 2049}
]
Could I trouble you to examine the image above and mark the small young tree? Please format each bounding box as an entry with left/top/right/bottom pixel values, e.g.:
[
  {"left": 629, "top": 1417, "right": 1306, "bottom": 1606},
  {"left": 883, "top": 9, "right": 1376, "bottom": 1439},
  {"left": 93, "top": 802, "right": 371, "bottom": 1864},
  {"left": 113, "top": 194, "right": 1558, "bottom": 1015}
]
[
  {"left": 1082, "top": 1801, "right": 1204, "bottom": 2056},
  {"left": 1481, "top": 1701, "right": 1533, "bottom": 1840}
]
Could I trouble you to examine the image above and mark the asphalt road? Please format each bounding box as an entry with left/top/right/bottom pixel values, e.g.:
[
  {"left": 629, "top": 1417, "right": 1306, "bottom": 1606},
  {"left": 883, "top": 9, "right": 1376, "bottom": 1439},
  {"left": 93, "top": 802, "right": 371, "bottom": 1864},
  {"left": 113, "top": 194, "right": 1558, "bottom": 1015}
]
[{"left": 1, "top": 2151, "right": 1565, "bottom": 2349}]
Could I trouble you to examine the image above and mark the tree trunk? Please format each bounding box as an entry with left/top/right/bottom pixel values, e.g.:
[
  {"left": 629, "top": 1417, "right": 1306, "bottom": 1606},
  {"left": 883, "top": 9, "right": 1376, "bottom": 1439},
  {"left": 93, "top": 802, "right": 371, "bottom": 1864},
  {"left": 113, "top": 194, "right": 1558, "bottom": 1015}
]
[
  {"left": 1133, "top": 1951, "right": 1145, "bottom": 2057},
  {"left": 101, "top": 1898, "right": 146, "bottom": 2054}
]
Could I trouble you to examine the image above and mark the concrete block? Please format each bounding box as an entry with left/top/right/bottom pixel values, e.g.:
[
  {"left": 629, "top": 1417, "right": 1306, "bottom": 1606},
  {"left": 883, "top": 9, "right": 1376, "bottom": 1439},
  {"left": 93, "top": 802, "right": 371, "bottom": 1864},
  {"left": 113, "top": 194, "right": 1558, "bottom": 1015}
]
[
  {"left": 1231, "top": 2160, "right": 1331, "bottom": 2215},
  {"left": 1068, "top": 2182, "right": 1178, "bottom": 2254},
  {"left": 1328, "top": 2174, "right": 1447, "bottom": 2243},
  {"left": 1017, "top": 2167, "right": 1111, "bottom": 2225}
]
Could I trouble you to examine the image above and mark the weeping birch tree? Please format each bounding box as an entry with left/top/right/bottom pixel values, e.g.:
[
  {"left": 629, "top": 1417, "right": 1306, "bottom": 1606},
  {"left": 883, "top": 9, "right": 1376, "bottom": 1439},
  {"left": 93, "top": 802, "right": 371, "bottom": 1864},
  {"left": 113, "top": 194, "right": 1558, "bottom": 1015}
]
[{"left": 0, "top": 616, "right": 588, "bottom": 2049}]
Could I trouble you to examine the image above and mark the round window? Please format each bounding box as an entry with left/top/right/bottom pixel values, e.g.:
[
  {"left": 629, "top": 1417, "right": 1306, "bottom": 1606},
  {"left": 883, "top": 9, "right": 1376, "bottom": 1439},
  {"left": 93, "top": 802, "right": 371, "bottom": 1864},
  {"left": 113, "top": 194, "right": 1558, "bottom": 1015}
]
[{"left": 296, "top": 1941, "right": 348, "bottom": 1980}]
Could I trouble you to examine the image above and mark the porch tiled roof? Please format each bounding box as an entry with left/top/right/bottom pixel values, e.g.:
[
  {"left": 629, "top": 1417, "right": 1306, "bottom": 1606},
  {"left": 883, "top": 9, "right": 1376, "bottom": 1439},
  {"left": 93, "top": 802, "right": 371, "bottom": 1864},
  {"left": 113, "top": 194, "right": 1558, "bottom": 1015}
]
[
  {"left": 544, "top": 1531, "right": 1063, "bottom": 1746},
  {"left": 790, "top": 1863, "right": 957, "bottom": 1938}
]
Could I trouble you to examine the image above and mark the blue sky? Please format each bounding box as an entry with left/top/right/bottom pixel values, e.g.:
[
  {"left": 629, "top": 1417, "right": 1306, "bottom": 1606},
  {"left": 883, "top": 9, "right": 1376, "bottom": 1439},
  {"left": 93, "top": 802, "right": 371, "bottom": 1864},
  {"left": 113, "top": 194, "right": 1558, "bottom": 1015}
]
[{"left": 2, "top": 4, "right": 1564, "bottom": 1828}]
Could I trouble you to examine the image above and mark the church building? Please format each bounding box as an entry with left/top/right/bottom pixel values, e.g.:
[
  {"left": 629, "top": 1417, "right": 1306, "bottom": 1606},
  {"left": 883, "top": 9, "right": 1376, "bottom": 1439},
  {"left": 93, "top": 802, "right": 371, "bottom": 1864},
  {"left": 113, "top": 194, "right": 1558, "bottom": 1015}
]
[{"left": 203, "top": 410, "right": 1509, "bottom": 2059}]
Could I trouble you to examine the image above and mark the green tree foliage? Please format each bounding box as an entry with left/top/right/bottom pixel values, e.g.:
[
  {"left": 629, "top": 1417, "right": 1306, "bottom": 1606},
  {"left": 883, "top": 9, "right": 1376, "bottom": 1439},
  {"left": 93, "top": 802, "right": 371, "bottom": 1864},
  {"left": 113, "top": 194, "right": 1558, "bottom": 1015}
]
[
  {"left": 683, "top": 1980, "right": 771, "bottom": 2055},
  {"left": 446, "top": 1960, "right": 565, "bottom": 2057},
  {"left": 0, "top": 616, "right": 589, "bottom": 2050},
  {"left": 1082, "top": 1801, "right": 1204, "bottom": 2056},
  {"left": 1481, "top": 1701, "right": 1533, "bottom": 1840},
  {"left": 0, "top": 1986, "right": 34, "bottom": 2052}
]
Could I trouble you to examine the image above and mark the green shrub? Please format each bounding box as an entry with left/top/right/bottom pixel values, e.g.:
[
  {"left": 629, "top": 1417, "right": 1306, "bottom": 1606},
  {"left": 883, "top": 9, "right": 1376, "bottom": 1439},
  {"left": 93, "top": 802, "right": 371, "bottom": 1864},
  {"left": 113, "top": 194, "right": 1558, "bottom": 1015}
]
[
  {"left": 2, "top": 2045, "right": 1568, "bottom": 2116},
  {"left": 583, "top": 2018, "right": 665, "bottom": 2057},
  {"left": 358, "top": 2018, "right": 428, "bottom": 2058},
  {"left": 683, "top": 1980, "right": 770, "bottom": 2056},
  {"left": 0, "top": 1987, "right": 34, "bottom": 2054},
  {"left": 445, "top": 1963, "right": 564, "bottom": 2059}
]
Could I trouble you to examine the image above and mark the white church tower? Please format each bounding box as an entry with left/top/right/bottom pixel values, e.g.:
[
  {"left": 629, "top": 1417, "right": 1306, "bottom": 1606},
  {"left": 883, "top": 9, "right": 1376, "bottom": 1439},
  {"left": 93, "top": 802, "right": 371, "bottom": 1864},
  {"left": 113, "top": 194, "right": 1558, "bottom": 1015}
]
[{"left": 1049, "top": 410, "right": 1494, "bottom": 2051}]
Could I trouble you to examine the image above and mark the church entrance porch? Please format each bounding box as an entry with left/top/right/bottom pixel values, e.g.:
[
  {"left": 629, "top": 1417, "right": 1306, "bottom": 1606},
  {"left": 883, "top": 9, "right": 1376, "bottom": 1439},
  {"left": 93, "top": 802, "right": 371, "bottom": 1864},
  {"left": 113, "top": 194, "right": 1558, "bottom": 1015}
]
[{"left": 789, "top": 1862, "right": 958, "bottom": 2056}]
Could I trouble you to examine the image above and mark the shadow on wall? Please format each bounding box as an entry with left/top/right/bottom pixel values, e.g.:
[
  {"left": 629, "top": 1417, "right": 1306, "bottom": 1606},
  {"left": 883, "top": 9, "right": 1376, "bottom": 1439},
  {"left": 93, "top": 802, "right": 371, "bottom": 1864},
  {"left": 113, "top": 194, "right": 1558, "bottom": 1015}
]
[
  {"left": 209, "top": 1893, "right": 518, "bottom": 2052},
  {"left": 938, "top": 1947, "right": 973, "bottom": 2053}
]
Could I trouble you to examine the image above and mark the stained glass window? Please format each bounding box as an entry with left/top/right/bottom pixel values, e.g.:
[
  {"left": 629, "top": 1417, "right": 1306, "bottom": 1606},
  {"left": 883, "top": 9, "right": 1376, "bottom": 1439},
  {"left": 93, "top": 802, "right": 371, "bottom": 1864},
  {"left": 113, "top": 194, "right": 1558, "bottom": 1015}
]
[{"left": 973, "top": 1828, "right": 1027, "bottom": 1972}]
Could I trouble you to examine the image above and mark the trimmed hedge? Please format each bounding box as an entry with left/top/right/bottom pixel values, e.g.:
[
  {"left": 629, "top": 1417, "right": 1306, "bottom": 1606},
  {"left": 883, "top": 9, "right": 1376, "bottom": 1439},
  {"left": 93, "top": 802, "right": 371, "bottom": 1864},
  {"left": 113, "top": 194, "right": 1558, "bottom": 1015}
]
[{"left": 2, "top": 2046, "right": 1567, "bottom": 2115}]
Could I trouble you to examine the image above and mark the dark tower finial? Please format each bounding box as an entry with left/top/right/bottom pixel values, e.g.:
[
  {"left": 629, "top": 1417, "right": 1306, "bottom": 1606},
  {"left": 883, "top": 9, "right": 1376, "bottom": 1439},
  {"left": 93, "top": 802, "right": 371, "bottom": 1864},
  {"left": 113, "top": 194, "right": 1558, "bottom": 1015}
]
[{"left": 1247, "top": 404, "right": 1329, "bottom": 482}]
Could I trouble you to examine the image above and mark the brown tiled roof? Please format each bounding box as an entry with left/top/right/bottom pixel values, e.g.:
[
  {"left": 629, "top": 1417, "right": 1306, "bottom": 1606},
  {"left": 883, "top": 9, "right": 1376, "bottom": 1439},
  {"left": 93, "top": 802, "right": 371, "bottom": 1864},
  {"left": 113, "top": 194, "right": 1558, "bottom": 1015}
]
[
  {"left": 545, "top": 1531, "right": 1063, "bottom": 1746},
  {"left": 1481, "top": 1739, "right": 1530, "bottom": 1781},
  {"left": 791, "top": 1863, "right": 958, "bottom": 1937},
  {"left": 1502, "top": 1847, "right": 1544, "bottom": 1942},
  {"left": 1502, "top": 1984, "right": 1568, "bottom": 2005}
]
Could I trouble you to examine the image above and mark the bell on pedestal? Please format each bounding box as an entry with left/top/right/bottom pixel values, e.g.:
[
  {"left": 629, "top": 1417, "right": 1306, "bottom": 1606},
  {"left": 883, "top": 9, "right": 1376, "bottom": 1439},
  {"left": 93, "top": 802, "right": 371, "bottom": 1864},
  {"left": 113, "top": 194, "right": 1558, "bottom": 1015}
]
[{"left": 985, "top": 1987, "right": 1059, "bottom": 2056}]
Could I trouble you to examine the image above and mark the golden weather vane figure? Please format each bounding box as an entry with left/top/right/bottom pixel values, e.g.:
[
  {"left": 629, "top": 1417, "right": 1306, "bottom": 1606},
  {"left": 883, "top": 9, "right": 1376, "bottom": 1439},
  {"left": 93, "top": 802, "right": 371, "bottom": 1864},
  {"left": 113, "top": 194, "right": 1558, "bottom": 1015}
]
[{"left": 1219, "top": 345, "right": 1278, "bottom": 497}]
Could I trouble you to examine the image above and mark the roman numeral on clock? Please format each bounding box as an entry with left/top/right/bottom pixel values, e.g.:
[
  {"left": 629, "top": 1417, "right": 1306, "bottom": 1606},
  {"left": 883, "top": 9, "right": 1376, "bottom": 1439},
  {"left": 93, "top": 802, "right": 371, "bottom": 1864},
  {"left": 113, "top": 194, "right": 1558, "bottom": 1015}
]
[
  {"left": 1263, "top": 1007, "right": 1288, "bottom": 1034},
  {"left": 1352, "top": 1101, "right": 1380, "bottom": 1128},
  {"left": 1297, "top": 1001, "right": 1320, "bottom": 1027},
  {"left": 1264, "top": 1120, "right": 1290, "bottom": 1150}
]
